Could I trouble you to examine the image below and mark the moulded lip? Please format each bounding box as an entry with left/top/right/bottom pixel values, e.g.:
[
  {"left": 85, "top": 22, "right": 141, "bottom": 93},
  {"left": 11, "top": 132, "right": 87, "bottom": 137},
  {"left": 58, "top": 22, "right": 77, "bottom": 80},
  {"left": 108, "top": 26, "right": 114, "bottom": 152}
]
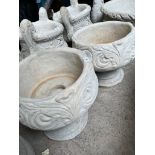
[
  {"left": 72, "top": 21, "right": 134, "bottom": 47},
  {"left": 101, "top": 0, "right": 135, "bottom": 20},
  {"left": 19, "top": 47, "right": 89, "bottom": 102}
]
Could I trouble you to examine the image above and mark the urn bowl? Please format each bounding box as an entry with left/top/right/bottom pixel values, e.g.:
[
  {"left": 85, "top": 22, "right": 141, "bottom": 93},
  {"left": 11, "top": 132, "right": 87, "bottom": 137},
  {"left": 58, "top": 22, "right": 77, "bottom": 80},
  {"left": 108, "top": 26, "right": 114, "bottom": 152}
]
[
  {"left": 19, "top": 47, "right": 98, "bottom": 140},
  {"left": 72, "top": 21, "right": 135, "bottom": 87}
]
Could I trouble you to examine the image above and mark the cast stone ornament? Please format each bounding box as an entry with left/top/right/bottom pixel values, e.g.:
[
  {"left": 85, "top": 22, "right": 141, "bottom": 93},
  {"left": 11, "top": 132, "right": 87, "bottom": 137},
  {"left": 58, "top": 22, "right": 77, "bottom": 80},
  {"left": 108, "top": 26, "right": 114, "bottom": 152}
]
[
  {"left": 53, "top": 0, "right": 92, "bottom": 41},
  {"left": 72, "top": 21, "right": 135, "bottom": 87},
  {"left": 19, "top": 7, "right": 67, "bottom": 60},
  {"left": 19, "top": 47, "right": 98, "bottom": 141},
  {"left": 101, "top": 0, "right": 135, "bottom": 25}
]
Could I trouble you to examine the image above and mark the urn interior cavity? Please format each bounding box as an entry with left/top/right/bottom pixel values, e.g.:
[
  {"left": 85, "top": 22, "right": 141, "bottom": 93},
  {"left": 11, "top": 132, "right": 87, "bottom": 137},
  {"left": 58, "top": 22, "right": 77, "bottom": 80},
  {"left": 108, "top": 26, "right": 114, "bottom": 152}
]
[
  {"left": 74, "top": 22, "right": 131, "bottom": 45},
  {"left": 19, "top": 51, "right": 83, "bottom": 99}
]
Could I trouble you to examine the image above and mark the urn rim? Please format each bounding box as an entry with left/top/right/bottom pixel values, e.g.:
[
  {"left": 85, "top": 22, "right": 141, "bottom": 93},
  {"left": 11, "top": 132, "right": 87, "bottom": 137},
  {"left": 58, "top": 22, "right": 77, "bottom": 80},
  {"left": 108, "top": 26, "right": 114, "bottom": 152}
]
[
  {"left": 72, "top": 21, "right": 134, "bottom": 47},
  {"left": 19, "top": 47, "right": 91, "bottom": 102},
  {"left": 101, "top": 0, "right": 135, "bottom": 22}
]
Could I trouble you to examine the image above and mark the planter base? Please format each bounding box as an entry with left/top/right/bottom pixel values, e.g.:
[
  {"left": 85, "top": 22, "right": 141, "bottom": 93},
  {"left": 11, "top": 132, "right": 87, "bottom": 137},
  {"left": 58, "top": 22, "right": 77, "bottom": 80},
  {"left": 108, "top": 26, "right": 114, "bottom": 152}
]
[
  {"left": 97, "top": 68, "right": 124, "bottom": 87},
  {"left": 44, "top": 112, "right": 88, "bottom": 141}
]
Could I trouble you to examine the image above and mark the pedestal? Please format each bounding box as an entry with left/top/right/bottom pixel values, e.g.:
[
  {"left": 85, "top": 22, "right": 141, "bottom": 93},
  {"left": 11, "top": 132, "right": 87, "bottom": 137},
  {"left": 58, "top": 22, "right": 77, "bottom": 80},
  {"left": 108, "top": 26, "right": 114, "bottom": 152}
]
[
  {"left": 97, "top": 68, "right": 124, "bottom": 87},
  {"left": 44, "top": 112, "right": 88, "bottom": 141}
]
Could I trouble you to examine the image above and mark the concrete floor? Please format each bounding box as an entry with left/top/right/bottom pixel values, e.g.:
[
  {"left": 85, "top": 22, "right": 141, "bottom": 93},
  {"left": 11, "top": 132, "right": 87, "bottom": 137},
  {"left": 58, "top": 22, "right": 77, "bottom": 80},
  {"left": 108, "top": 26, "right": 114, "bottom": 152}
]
[{"left": 20, "top": 62, "right": 135, "bottom": 155}]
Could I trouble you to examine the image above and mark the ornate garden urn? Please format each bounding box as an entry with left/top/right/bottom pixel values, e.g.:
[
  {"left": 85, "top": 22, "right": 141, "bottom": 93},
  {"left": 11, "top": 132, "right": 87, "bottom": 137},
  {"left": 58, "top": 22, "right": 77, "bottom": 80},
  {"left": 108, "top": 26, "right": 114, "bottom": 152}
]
[
  {"left": 19, "top": 7, "right": 67, "bottom": 59},
  {"left": 19, "top": 47, "right": 98, "bottom": 141},
  {"left": 53, "top": 0, "right": 92, "bottom": 41},
  {"left": 101, "top": 0, "right": 135, "bottom": 25},
  {"left": 91, "top": 0, "right": 104, "bottom": 23},
  {"left": 72, "top": 21, "right": 135, "bottom": 87}
]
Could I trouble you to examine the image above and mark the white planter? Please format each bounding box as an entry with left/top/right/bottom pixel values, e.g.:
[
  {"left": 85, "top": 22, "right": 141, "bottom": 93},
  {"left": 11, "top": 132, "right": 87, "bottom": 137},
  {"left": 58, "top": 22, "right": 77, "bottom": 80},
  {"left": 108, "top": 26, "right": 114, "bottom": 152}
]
[
  {"left": 72, "top": 21, "right": 135, "bottom": 87},
  {"left": 19, "top": 47, "right": 98, "bottom": 141},
  {"left": 19, "top": 7, "right": 67, "bottom": 59},
  {"left": 53, "top": 0, "right": 92, "bottom": 41},
  {"left": 101, "top": 0, "right": 135, "bottom": 25}
]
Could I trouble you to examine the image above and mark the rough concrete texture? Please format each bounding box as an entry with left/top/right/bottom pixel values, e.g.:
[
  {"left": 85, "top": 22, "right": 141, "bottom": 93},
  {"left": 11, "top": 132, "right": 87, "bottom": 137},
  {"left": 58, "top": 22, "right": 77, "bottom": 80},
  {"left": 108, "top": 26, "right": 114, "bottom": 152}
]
[{"left": 20, "top": 61, "right": 135, "bottom": 155}]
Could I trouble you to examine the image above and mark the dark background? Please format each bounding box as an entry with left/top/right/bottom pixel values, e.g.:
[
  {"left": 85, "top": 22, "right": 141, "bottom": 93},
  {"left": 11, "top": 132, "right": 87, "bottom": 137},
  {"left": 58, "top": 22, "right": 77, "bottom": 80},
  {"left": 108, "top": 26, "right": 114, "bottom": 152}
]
[{"left": 19, "top": 0, "right": 110, "bottom": 23}]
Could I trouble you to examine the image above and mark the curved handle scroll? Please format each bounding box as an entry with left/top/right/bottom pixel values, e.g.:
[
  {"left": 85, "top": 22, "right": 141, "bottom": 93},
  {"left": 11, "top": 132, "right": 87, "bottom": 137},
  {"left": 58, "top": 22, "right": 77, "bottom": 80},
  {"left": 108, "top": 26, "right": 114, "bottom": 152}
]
[
  {"left": 91, "top": 0, "right": 104, "bottom": 23},
  {"left": 20, "top": 19, "right": 37, "bottom": 54},
  {"left": 60, "top": 7, "right": 74, "bottom": 41}
]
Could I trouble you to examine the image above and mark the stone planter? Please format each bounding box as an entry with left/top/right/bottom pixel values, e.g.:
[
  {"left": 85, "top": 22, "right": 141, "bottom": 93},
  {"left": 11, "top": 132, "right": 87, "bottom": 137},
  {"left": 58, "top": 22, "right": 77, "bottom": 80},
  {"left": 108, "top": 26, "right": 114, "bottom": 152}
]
[
  {"left": 101, "top": 0, "right": 135, "bottom": 25},
  {"left": 53, "top": 0, "right": 92, "bottom": 41},
  {"left": 19, "top": 47, "right": 98, "bottom": 141},
  {"left": 72, "top": 21, "right": 135, "bottom": 87},
  {"left": 19, "top": 7, "right": 67, "bottom": 59}
]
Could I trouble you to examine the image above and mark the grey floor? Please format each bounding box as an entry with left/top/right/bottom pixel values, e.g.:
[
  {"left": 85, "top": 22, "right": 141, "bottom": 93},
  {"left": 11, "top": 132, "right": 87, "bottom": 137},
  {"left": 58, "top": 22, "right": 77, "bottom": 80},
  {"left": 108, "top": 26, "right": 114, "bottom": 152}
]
[{"left": 20, "top": 62, "right": 135, "bottom": 155}]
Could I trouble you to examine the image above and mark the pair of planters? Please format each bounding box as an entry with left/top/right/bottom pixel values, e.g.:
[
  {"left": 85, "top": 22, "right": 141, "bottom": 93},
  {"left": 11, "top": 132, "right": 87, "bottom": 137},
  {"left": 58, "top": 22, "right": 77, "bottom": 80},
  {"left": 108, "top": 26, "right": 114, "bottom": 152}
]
[{"left": 19, "top": 11, "right": 135, "bottom": 142}]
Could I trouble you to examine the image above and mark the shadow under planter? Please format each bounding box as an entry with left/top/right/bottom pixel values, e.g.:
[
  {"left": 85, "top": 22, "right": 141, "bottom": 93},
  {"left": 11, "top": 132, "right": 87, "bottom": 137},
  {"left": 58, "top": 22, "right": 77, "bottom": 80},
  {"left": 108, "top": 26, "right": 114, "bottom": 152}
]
[{"left": 20, "top": 136, "right": 35, "bottom": 155}]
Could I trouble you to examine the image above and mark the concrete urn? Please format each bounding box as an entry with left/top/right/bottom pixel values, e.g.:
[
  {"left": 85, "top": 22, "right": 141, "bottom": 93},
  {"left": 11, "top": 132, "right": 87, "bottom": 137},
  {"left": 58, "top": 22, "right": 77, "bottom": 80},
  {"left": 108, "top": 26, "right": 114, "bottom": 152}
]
[
  {"left": 53, "top": 0, "right": 92, "bottom": 41},
  {"left": 19, "top": 7, "right": 68, "bottom": 60},
  {"left": 72, "top": 21, "right": 135, "bottom": 87},
  {"left": 19, "top": 47, "right": 98, "bottom": 141}
]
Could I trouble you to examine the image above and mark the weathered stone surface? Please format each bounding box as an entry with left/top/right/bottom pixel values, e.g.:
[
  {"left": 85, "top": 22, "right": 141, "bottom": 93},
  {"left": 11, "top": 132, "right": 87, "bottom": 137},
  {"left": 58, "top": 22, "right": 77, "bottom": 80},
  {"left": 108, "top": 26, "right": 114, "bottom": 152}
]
[
  {"left": 102, "top": 0, "right": 135, "bottom": 25},
  {"left": 72, "top": 21, "right": 135, "bottom": 87},
  {"left": 19, "top": 47, "right": 98, "bottom": 141}
]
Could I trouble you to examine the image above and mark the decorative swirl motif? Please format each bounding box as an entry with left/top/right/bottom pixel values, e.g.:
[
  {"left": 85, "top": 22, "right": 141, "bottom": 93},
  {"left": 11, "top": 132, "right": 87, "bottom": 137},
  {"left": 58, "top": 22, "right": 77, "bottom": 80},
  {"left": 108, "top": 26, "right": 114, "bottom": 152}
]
[
  {"left": 77, "top": 45, "right": 120, "bottom": 71},
  {"left": 72, "top": 23, "right": 135, "bottom": 71},
  {"left": 93, "top": 50, "right": 119, "bottom": 70},
  {"left": 19, "top": 91, "right": 78, "bottom": 130},
  {"left": 19, "top": 63, "right": 98, "bottom": 131},
  {"left": 79, "top": 66, "right": 98, "bottom": 114}
]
